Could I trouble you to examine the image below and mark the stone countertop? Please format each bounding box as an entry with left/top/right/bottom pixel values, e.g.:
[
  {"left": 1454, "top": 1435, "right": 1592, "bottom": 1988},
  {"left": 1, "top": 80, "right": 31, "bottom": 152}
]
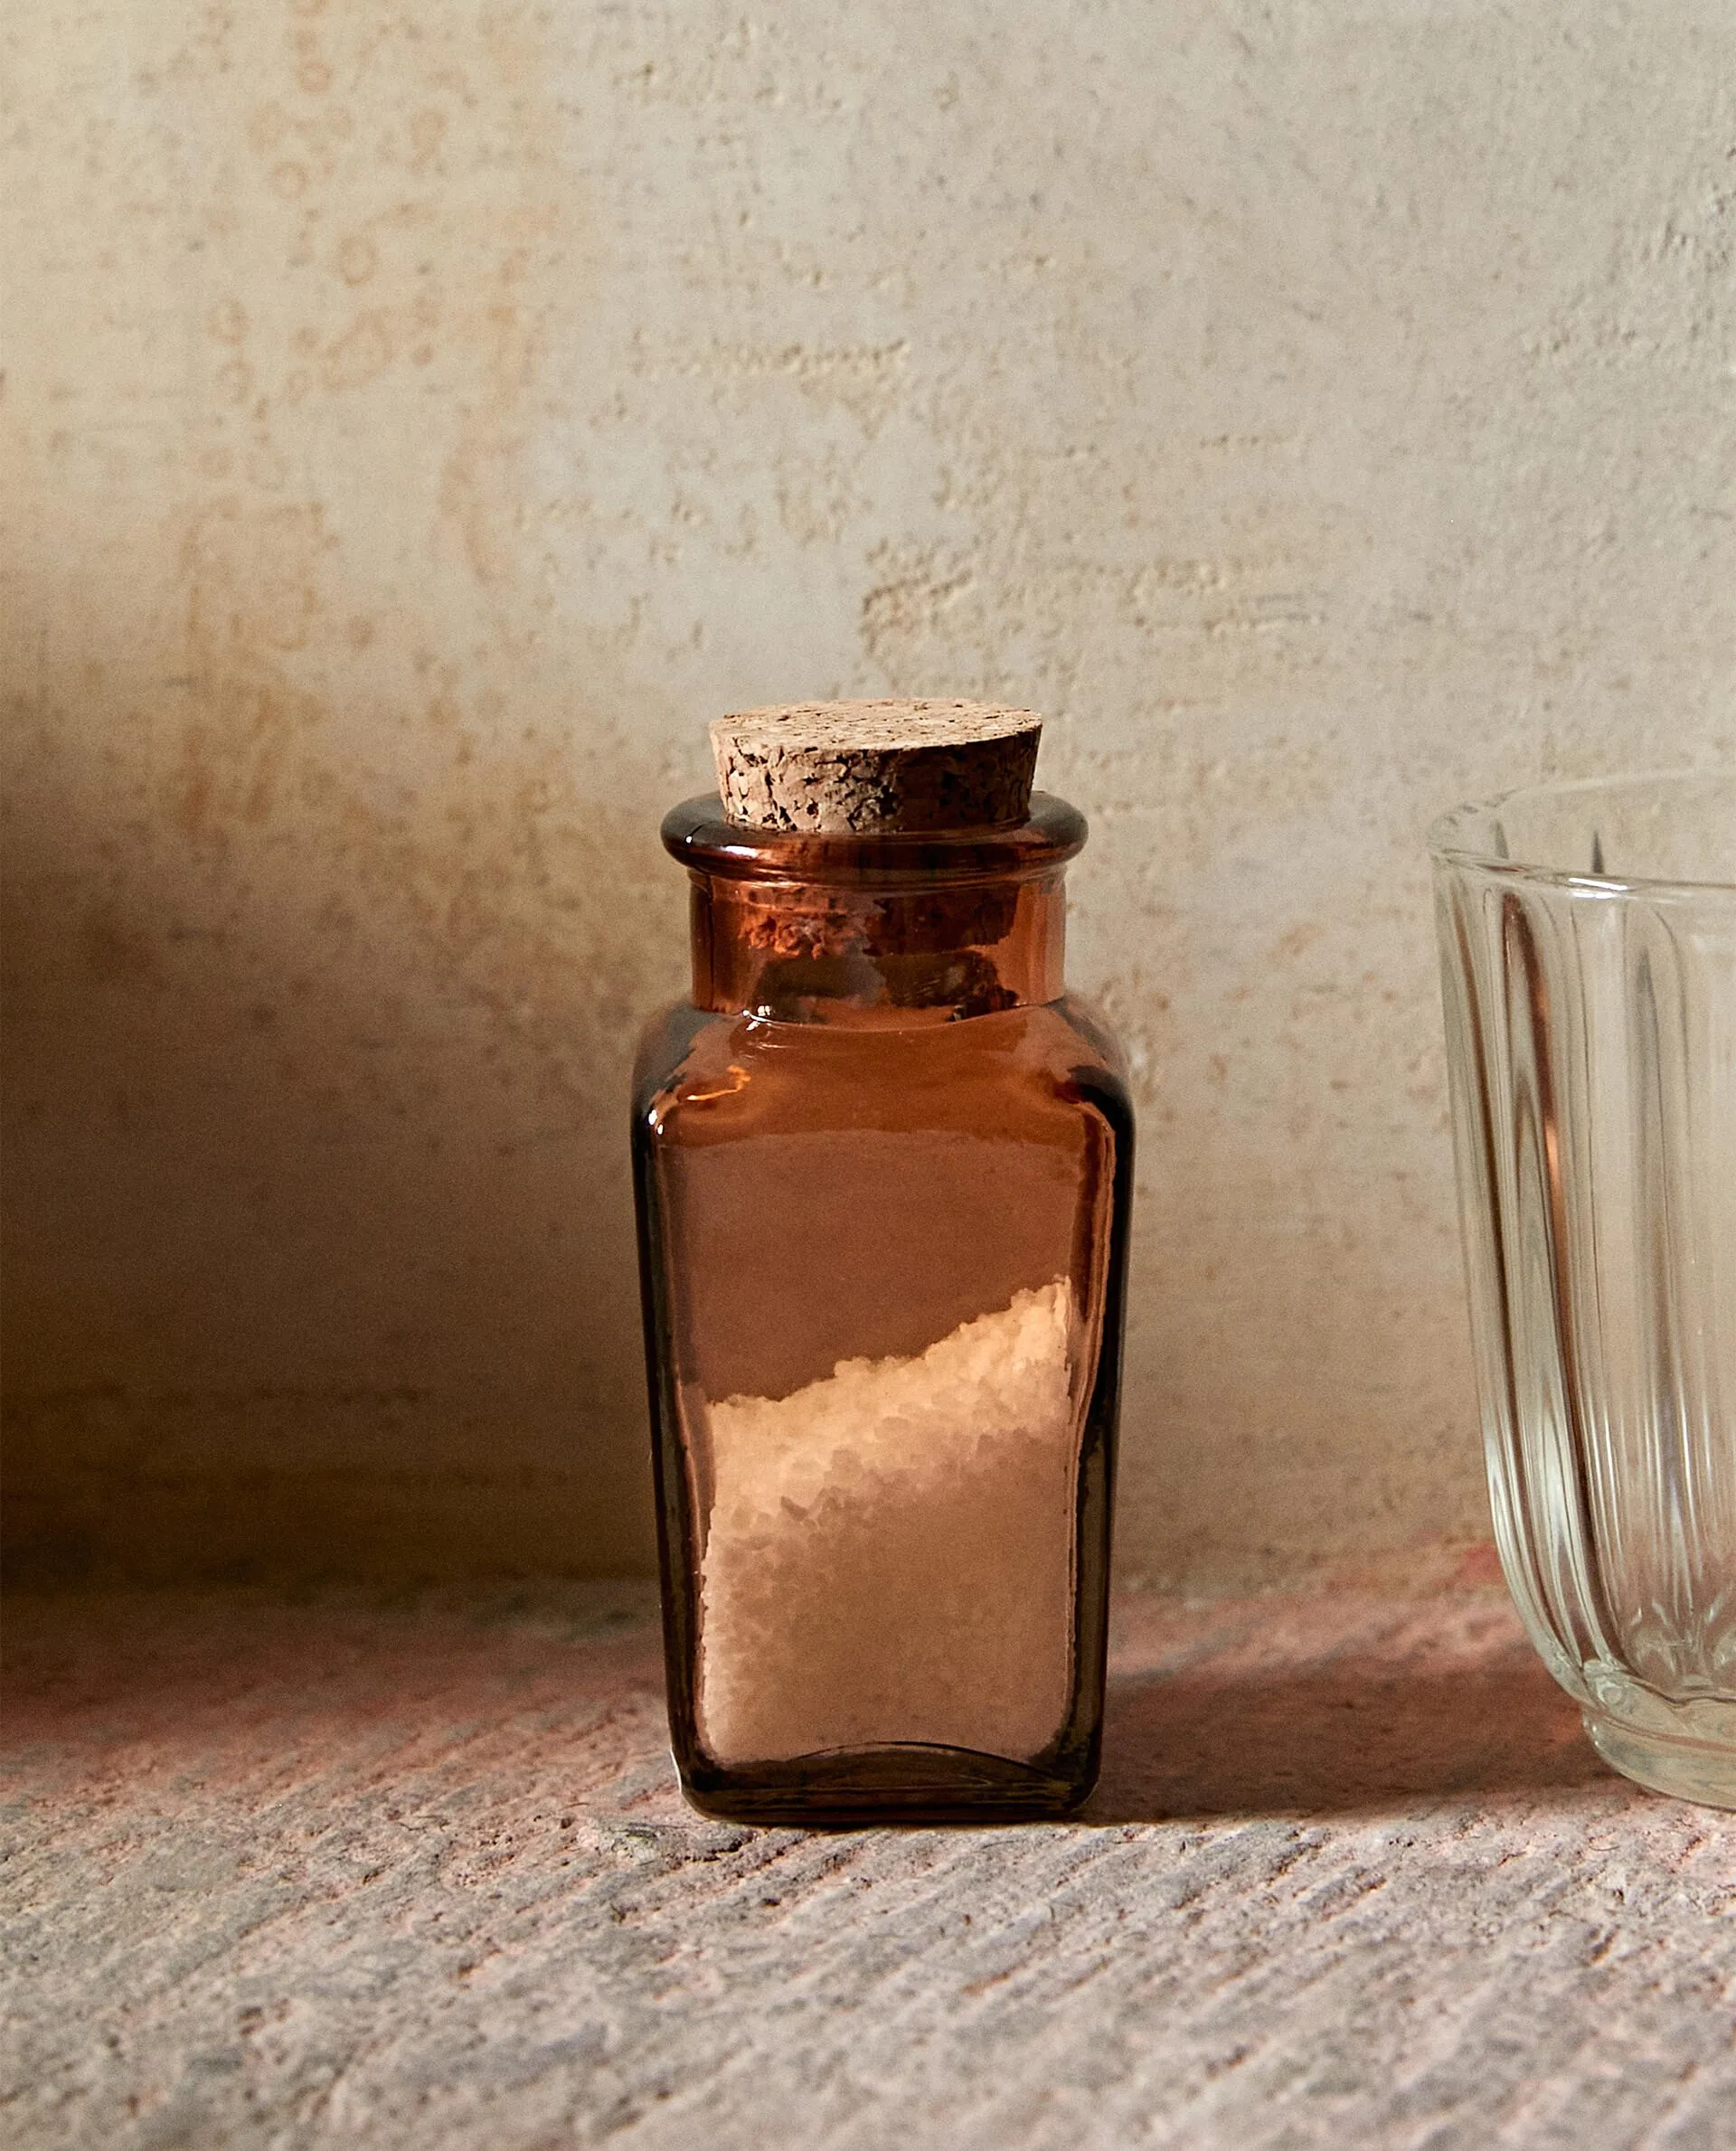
[{"left": 4, "top": 1584, "right": 1732, "bottom": 2150}]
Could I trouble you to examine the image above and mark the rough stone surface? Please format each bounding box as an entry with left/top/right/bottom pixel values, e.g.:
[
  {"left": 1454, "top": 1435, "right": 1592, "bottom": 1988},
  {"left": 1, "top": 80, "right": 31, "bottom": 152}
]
[
  {"left": 5, "top": 4, "right": 1735, "bottom": 1591},
  {"left": 711, "top": 701, "right": 1043, "bottom": 833},
  {"left": 5, "top": 1583, "right": 1733, "bottom": 2148}
]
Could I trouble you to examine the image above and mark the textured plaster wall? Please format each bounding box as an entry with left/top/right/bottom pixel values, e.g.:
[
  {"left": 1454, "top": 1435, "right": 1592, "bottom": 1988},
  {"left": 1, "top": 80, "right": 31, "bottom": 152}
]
[{"left": 4, "top": 2, "right": 1733, "bottom": 1589}]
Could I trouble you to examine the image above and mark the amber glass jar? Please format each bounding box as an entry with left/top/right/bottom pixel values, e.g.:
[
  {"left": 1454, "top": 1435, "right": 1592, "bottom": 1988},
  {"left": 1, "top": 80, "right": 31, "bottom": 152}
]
[{"left": 632, "top": 703, "right": 1133, "bottom": 1823}]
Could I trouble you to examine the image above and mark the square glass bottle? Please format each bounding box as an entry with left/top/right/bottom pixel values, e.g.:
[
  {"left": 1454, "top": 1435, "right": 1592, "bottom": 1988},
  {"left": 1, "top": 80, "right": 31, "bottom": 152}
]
[{"left": 632, "top": 703, "right": 1134, "bottom": 1822}]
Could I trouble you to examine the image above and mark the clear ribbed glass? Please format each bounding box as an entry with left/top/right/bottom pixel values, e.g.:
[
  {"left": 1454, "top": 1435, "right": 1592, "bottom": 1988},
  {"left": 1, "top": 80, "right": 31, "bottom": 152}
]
[{"left": 1432, "top": 773, "right": 1736, "bottom": 1807}]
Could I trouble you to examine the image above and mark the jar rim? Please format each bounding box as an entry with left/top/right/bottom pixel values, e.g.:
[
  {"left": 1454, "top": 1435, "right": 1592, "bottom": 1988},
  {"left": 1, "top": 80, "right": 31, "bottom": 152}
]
[{"left": 663, "top": 791, "right": 1087, "bottom": 886}]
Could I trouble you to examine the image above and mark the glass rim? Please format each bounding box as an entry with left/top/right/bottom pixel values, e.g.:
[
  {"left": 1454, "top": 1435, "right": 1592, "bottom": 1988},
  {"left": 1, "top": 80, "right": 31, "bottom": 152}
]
[{"left": 1428, "top": 769, "right": 1736, "bottom": 897}]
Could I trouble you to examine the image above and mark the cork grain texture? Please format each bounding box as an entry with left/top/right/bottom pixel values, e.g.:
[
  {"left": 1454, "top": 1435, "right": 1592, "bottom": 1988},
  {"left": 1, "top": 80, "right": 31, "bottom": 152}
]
[
  {"left": 5, "top": 1584, "right": 1734, "bottom": 2149},
  {"left": 4, "top": 4, "right": 1736, "bottom": 1589},
  {"left": 711, "top": 701, "right": 1043, "bottom": 831}
]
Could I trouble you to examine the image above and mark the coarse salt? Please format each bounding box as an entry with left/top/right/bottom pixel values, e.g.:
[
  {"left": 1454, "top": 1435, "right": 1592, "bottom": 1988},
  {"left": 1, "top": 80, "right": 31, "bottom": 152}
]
[{"left": 695, "top": 1280, "right": 1080, "bottom": 1766}]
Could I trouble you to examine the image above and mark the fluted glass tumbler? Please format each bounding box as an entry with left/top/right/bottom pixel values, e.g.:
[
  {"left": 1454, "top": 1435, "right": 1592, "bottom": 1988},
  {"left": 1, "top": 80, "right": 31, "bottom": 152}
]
[{"left": 1432, "top": 774, "right": 1736, "bottom": 1807}]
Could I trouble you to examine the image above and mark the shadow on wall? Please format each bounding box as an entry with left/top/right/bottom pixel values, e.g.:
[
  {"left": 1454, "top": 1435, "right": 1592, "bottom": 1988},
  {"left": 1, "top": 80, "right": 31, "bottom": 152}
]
[{"left": 1, "top": 628, "right": 689, "bottom": 1589}]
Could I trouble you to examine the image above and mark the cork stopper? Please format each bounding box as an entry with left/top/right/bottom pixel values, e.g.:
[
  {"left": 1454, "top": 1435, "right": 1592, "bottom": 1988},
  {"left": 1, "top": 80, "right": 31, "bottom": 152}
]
[{"left": 710, "top": 700, "right": 1043, "bottom": 835}]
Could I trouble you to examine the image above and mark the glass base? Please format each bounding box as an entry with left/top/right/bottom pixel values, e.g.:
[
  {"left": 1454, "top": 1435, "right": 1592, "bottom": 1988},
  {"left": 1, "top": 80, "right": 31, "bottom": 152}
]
[{"left": 1583, "top": 1710, "right": 1736, "bottom": 1811}]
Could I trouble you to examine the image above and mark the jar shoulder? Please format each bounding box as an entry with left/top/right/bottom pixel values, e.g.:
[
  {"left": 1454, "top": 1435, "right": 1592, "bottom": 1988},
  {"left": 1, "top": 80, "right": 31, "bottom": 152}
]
[
  {"left": 633, "top": 997, "right": 1131, "bottom": 1146},
  {"left": 631, "top": 1000, "right": 718, "bottom": 1118},
  {"left": 1050, "top": 991, "right": 1129, "bottom": 1084}
]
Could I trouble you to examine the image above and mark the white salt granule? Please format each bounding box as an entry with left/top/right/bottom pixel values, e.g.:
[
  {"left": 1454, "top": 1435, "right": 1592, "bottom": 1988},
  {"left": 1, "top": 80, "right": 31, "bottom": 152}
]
[{"left": 695, "top": 1280, "right": 1080, "bottom": 1766}]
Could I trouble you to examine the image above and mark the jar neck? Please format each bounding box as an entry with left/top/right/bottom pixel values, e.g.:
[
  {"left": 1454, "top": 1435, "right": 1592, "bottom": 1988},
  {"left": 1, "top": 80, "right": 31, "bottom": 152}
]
[{"left": 663, "top": 795, "right": 1086, "bottom": 1027}]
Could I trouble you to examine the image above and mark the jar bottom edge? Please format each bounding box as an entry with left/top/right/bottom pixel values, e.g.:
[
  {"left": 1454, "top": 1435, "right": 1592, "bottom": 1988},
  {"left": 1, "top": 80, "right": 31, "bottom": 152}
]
[{"left": 675, "top": 1740, "right": 1097, "bottom": 1826}]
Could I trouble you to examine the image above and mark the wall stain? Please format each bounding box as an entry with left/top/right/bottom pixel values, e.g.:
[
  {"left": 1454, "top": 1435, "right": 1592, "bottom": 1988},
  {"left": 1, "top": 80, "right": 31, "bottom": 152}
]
[
  {"left": 323, "top": 310, "right": 393, "bottom": 390},
  {"left": 336, "top": 232, "right": 377, "bottom": 285}
]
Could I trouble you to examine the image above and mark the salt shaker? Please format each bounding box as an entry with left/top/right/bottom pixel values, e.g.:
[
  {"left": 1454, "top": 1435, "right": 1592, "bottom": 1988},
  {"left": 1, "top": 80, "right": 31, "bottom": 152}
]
[{"left": 632, "top": 701, "right": 1134, "bottom": 1821}]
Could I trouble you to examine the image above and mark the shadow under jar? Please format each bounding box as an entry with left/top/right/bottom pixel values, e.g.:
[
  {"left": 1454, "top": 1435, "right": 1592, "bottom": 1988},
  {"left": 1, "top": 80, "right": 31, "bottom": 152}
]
[{"left": 632, "top": 703, "right": 1133, "bottom": 1823}]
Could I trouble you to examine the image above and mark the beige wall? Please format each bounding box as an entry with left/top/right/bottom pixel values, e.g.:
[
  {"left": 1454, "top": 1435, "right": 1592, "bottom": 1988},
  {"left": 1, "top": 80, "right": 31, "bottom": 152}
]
[{"left": 5, "top": 2, "right": 1732, "bottom": 1589}]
